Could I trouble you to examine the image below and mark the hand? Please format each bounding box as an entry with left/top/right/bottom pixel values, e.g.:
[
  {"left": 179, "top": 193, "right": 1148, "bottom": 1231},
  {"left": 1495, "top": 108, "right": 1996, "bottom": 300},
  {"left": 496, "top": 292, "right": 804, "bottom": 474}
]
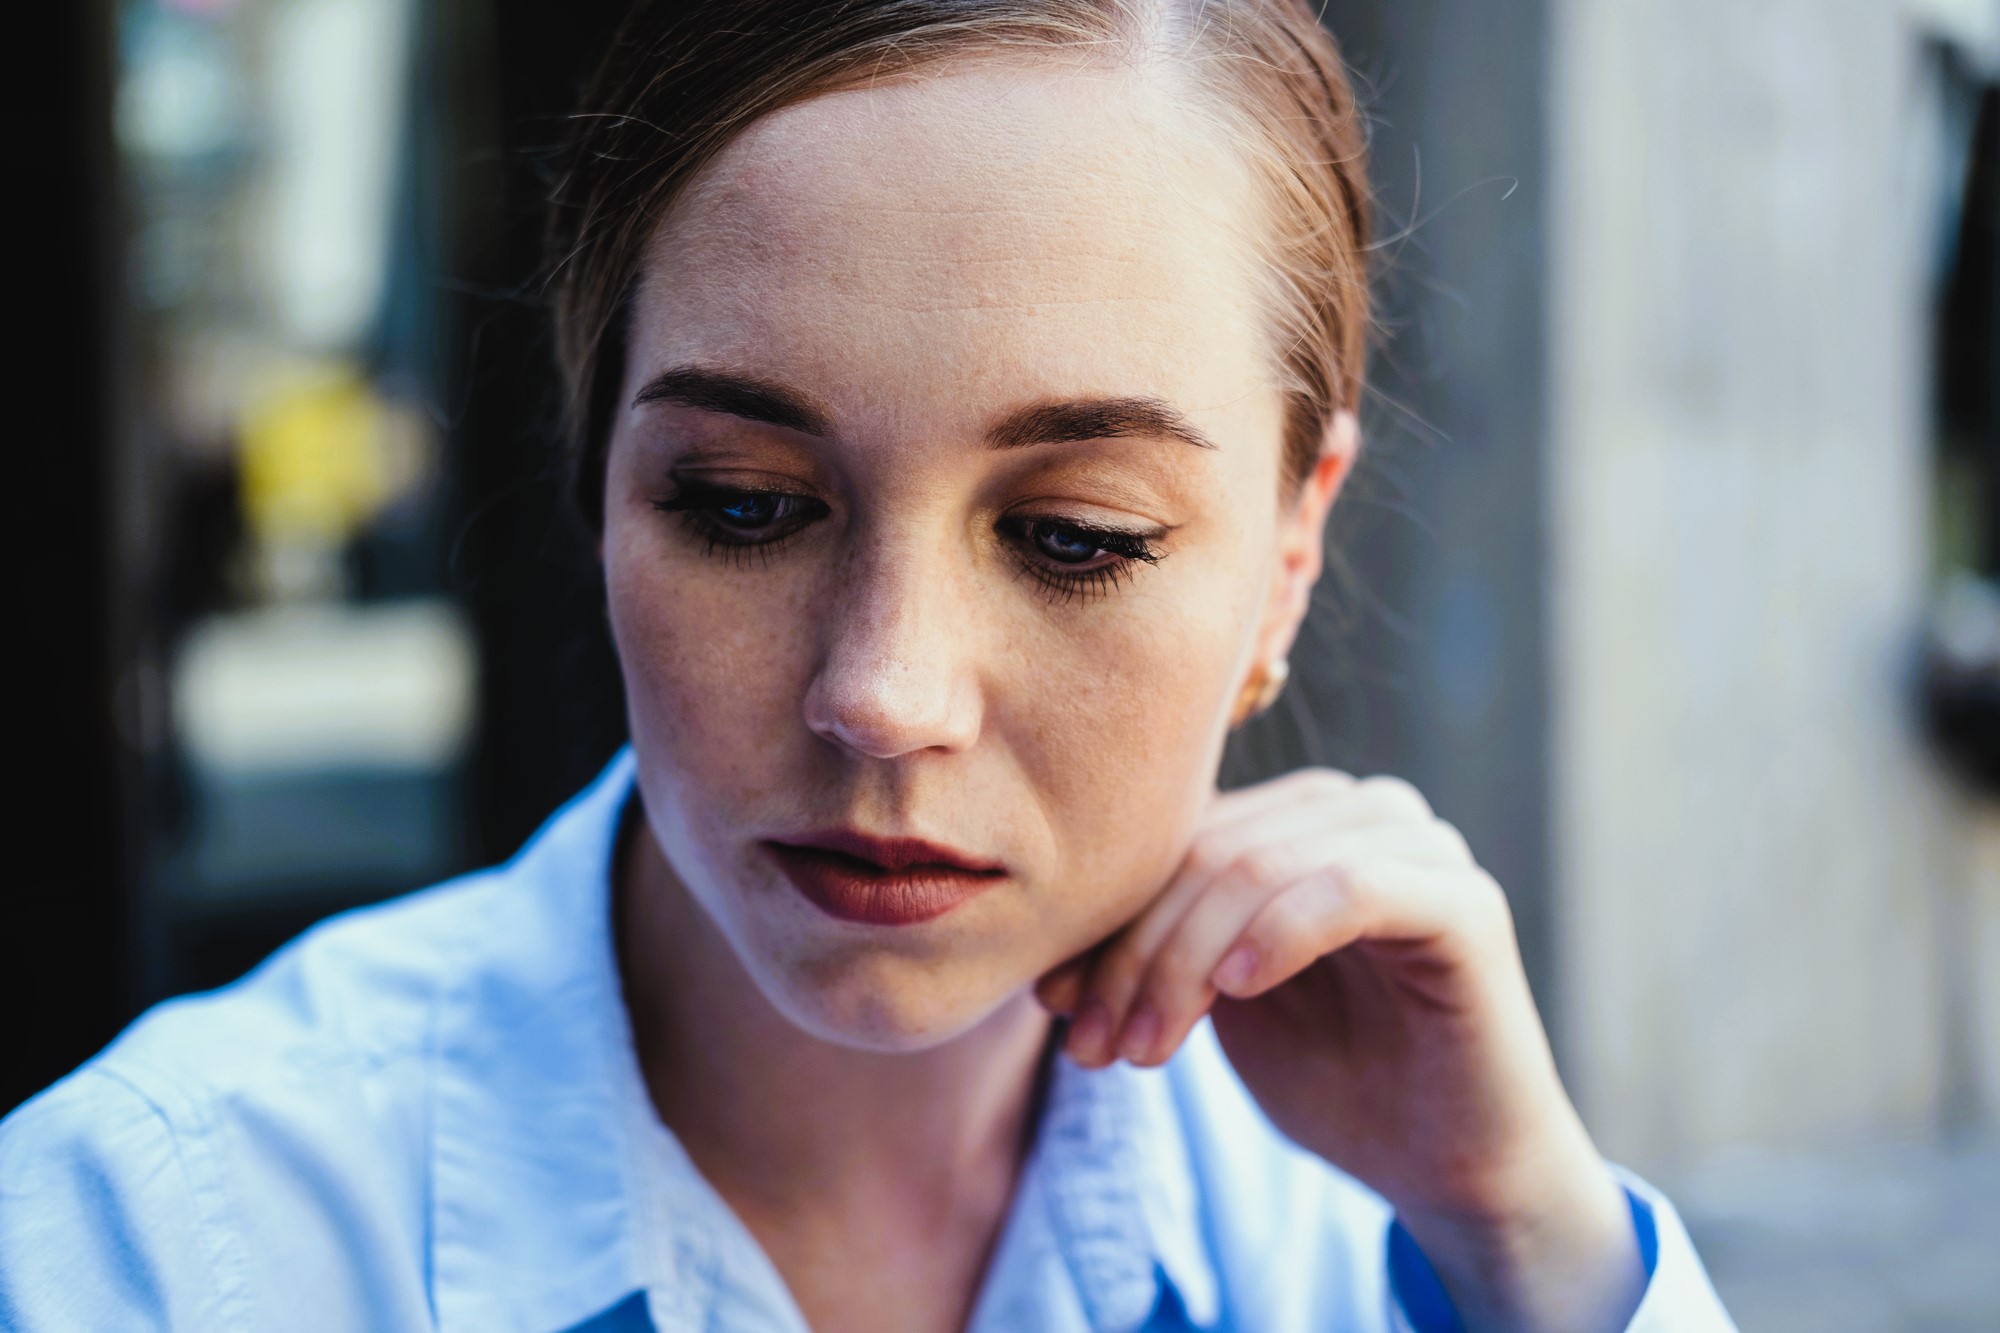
[{"left": 1034, "top": 769, "right": 1647, "bottom": 1333}]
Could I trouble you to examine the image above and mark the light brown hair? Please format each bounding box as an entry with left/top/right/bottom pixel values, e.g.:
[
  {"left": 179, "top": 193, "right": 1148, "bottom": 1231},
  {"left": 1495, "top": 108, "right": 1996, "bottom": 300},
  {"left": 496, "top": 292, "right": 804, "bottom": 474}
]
[{"left": 548, "top": 0, "right": 1373, "bottom": 527}]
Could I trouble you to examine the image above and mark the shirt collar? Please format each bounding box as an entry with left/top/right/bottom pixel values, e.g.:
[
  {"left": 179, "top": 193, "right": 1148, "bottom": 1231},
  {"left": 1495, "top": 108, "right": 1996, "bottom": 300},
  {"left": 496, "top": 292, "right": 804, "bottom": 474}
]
[
  {"left": 429, "top": 747, "right": 647, "bottom": 1333},
  {"left": 1032, "top": 1053, "right": 1221, "bottom": 1330},
  {"left": 426, "top": 746, "right": 1219, "bottom": 1333}
]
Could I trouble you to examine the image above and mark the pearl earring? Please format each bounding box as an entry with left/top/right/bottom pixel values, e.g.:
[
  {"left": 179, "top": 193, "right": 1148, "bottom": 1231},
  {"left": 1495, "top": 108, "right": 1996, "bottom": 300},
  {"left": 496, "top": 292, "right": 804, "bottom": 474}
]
[{"left": 1231, "top": 658, "right": 1291, "bottom": 727}]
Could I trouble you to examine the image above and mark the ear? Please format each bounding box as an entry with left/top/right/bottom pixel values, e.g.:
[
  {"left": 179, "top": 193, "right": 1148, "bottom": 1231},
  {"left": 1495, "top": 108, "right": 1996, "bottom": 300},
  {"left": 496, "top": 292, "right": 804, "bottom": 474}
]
[{"left": 1251, "top": 410, "right": 1357, "bottom": 665}]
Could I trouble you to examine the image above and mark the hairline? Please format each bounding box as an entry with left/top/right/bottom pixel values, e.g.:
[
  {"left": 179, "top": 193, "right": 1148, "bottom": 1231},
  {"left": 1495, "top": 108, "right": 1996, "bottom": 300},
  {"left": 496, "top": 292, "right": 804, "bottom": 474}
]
[{"left": 627, "top": 43, "right": 1306, "bottom": 468}]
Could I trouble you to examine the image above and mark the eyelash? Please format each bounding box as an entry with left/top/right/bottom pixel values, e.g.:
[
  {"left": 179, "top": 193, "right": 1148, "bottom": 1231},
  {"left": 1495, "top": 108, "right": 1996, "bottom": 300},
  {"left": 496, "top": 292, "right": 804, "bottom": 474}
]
[
  {"left": 994, "top": 516, "right": 1163, "bottom": 604},
  {"left": 650, "top": 478, "right": 1165, "bottom": 601},
  {"left": 652, "top": 478, "right": 827, "bottom": 568}
]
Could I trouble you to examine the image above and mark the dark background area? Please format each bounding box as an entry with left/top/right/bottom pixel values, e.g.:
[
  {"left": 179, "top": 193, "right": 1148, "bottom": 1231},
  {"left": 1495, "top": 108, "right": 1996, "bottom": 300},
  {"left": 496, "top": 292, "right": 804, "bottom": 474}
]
[{"left": 11, "top": 0, "right": 132, "bottom": 1123}]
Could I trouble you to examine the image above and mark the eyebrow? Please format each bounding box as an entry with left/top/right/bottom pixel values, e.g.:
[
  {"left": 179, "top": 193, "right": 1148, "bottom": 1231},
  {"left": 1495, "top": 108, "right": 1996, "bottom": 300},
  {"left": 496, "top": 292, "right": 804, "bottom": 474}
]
[
  {"left": 632, "top": 365, "right": 1217, "bottom": 453},
  {"left": 632, "top": 366, "right": 834, "bottom": 436},
  {"left": 987, "top": 397, "right": 1219, "bottom": 453}
]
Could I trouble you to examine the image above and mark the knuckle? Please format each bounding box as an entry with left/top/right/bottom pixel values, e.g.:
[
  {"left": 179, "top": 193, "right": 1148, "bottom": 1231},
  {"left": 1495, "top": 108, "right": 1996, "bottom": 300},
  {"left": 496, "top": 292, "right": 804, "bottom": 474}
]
[
  {"left": 1182, "top": 837, "right": 1233, "bottom": 880},
  {"left": 1360, "top": 774, "right": 1432, "bottom": 819},
  {"left": 1324, "top": 860, "right": 1378, "bottom": 915},
  {"left": 1144, "top": 942, "right": 1209, "bottom": 1001},
  {"left": 1227, "top": 847, "right": 1291, "bottom": 895},
  {"left": 1323, "top": 858, "right": 1364, "bottom": 900},
  {"left": 1428, "top": 817, "right": 1475, "bottom": 865},
  {"left": 1464, "top": 869, "right": 1516, "bottom": 936},
  {"left": 1253, "top": 893, "right": 1318, "bottom": 948},
  {"left": 1292, "top": 766, "right": 1357, "bottom": 795}
]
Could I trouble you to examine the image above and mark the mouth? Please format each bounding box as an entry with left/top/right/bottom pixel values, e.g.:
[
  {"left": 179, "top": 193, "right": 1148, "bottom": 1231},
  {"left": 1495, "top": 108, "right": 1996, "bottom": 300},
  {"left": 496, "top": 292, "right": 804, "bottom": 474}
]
[{"left": 762, "top": 830, "right": 1007, "bottom": 926}]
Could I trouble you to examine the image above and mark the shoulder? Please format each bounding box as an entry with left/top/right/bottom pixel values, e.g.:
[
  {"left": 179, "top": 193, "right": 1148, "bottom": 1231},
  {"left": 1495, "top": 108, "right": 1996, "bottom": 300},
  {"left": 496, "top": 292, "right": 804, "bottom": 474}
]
[
  {"left": 0, "top": 871, "right": 512, "bottom": 1332},
  {"left": 1162, "top": 1021, "right": 1395, "bottom": 1320},
  {"left": 0, "top": 753, "right": 638, "bottom": 1331},
  {"left": 34, "top": 867, "right": 506, "bottom": 1127},
  {"left": 39, "top": 748, "right": 637, "bottom": 1130},
  {"left": 0, "top": 1062, "right": 234, "bottom": 1330}
]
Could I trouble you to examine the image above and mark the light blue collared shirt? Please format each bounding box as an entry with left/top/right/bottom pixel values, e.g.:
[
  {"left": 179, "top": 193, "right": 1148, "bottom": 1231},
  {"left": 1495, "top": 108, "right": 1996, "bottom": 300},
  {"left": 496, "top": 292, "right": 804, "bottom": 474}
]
[{"left": 0, "top": 751, "right": 1735, "bottom": 1331}]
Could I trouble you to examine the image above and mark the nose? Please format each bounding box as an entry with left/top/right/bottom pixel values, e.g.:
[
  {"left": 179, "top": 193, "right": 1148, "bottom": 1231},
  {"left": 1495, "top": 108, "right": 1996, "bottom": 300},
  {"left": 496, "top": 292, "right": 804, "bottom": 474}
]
[{"left": 801, "top": 545, "right": 984, "bottom": 759}]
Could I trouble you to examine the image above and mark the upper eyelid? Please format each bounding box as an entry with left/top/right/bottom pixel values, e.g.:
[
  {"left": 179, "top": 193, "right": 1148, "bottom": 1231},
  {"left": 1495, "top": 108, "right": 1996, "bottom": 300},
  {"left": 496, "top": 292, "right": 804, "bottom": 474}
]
[
  {"left": 998, "top": 491, "right": 1180, "bottom": 533},
  {"left": 1012, "top": 514, "right": 1167, "bottom": 538},
  {"left": 1005, "top": 516, "right": 1174, "bottom": 561},
  {"left": 1002, "top": 516, "right": 1163, "bottom": 550},
  {"left": 669, "top": 475, "right": 821, "bottom": 500}
]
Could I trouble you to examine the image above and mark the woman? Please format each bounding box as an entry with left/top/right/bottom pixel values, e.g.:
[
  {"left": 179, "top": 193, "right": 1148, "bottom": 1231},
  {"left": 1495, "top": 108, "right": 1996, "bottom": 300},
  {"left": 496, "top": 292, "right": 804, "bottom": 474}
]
[{"left": 0, "top": 2, "right": 1734, "bottom": 1330}]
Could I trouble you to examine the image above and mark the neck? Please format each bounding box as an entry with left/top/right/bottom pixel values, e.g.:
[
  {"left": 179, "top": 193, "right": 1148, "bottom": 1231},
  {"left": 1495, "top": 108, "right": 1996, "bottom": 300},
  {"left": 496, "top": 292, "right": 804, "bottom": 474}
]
[{"left": 615, "top": 812, "right": 1054, "bottom": 1225}]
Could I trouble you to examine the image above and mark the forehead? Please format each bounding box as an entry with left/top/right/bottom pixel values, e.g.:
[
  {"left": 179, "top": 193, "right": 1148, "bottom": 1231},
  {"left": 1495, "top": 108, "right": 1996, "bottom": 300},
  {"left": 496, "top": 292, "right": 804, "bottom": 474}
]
[{"left": 631, "top": 60, "right": 1281, "bottom": 437}]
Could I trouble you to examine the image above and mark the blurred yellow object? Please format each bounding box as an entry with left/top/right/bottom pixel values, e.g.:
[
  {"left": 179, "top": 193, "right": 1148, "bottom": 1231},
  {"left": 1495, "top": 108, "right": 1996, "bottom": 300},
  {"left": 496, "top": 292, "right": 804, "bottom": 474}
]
[{"left": 236, "top": 363, "right": 417, "bottom": 549}]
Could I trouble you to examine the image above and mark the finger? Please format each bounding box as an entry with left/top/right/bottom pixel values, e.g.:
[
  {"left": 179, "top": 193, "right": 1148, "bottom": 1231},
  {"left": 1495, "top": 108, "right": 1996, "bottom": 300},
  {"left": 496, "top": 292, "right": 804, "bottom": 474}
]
[
  {"left": 1314, "top": 774, "right": 1434, "bottom": 829},
  {"left": 1072, "top": 792, "right": 1464, "bottom": 1064},
  {"left": 1189, "top": 775, "right": 1435, "bottom": 878},
  {"left": 1195, "top": 767, "right": 1359, "bottom": 842},
  {"left": 1116, "top": 822, "right": 1472, "bottom": 1065},
  {"left": 1210, "top": 861, "right": 1510, "bottom": 1002},
  {"left": 1061, "top": 809, "right": 1319, "bottom": 1067},
  {"left": 1110, "top": 839, "right": 1308, "bottom": 1066},
  {"left": 1153, "top": 784, "right": 1467, "bottom": 995}
]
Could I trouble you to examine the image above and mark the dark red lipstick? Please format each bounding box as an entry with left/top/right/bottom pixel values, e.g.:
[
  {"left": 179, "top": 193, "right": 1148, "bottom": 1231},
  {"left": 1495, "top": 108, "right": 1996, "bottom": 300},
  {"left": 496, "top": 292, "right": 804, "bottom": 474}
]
[{"left": 763, "top": 830, "right": 1005, "bottom": 926}]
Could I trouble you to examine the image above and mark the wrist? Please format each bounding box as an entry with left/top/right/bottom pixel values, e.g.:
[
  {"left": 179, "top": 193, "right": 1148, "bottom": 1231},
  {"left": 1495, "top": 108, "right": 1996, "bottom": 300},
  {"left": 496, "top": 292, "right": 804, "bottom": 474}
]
[{"left": 1391, "top": 1144, "right": 1645, "bottom": 1333}]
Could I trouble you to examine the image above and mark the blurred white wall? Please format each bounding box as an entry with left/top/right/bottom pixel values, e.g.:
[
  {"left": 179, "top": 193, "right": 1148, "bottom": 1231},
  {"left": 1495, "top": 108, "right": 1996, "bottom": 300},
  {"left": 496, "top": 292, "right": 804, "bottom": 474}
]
[{"left": 1550, "top": 0, "right": 1991, "bottom": 1165}]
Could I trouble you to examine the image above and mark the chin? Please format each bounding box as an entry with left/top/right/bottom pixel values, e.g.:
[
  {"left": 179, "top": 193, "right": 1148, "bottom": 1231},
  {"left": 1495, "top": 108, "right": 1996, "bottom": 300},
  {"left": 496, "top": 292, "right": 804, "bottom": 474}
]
[{"left": 754, "top": 945, "right": 1025, "bottom": 1054}]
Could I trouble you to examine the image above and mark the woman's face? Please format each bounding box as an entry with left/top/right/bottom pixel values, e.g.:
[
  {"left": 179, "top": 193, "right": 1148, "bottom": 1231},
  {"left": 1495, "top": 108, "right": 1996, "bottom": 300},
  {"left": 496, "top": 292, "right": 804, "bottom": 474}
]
[{"left": 603, "top": 59, "right": 1348, "bottom": 1050}]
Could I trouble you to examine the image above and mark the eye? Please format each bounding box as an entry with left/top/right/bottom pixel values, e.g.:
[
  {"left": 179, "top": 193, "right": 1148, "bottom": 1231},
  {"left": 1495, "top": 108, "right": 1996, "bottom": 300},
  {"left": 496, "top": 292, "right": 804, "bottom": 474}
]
[
  {"left": 1010, "top": 518, "right": 1163, "bottom": 569},
  {"left": 710, "top": 491, "right": 791, "bottom": 532},
  {"left": 1000, "top": 516, "right": 1166, "bottom": 604},
  {"left": 1030, "top": 523, "right": 1109, "bottom": 565},
  {"left": 652, "top": 477, "right": 828, "bottom": 553}
]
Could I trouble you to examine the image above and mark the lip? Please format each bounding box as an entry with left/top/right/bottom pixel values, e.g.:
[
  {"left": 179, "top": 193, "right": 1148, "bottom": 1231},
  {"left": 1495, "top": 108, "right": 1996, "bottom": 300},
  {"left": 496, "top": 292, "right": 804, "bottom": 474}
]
[{"left": 763, "top": 829, "right": 1006, "bottom": 926}]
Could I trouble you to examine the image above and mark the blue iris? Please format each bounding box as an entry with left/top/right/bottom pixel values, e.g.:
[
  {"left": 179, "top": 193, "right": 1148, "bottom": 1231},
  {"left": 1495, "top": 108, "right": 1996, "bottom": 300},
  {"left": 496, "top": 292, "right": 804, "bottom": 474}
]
[
  {"left": 720, "top": 494, "right": 781, "bottom": 528},
  {"left": 1035, "top": 524, "right": 1100, "bottom": 563}
]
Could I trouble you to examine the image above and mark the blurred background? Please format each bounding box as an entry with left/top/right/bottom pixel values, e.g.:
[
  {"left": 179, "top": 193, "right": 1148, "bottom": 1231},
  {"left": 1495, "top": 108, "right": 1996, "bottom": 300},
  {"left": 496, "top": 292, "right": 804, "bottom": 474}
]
[{"left": 9, "top": 0, "right": 2000, "bottom": 1326}]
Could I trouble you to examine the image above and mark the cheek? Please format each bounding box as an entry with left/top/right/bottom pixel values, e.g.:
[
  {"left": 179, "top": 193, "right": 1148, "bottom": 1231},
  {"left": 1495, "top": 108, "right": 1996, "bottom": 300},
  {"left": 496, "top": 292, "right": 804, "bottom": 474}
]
[
  {"left": 994, "top": 554, "right": 1260, "bottom": 929},
  {"left": 602, "top": 510, "right": 817, "bottom": 809}
]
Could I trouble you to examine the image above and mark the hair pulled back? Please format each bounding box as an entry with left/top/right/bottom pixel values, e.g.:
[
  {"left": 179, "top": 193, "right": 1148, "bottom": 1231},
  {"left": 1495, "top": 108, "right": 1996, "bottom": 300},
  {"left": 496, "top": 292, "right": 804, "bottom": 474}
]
[{"left": 549, "top": 0, "right": 1372, "bottom": 528}]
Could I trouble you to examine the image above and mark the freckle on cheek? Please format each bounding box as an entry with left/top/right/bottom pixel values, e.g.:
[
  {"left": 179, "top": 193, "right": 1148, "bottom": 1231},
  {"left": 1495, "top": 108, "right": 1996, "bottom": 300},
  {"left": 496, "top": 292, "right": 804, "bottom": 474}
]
[{"left": 1011, "top": 611, "right": 1232, "bottom": 905}]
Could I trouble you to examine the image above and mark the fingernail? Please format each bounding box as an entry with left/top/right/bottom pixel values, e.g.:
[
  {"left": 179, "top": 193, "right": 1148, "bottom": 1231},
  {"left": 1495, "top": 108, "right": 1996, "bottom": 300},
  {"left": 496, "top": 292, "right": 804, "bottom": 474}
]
[
  {"left": 1214, "top": 945, "right": 1258, "bottom": 994},
  {"left": 1068, "top": 1000, "right": 1113, "bottom": 1064},
  {"left": 1119, "top": 1003, "right": 1161, "bottom": 1065}
]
